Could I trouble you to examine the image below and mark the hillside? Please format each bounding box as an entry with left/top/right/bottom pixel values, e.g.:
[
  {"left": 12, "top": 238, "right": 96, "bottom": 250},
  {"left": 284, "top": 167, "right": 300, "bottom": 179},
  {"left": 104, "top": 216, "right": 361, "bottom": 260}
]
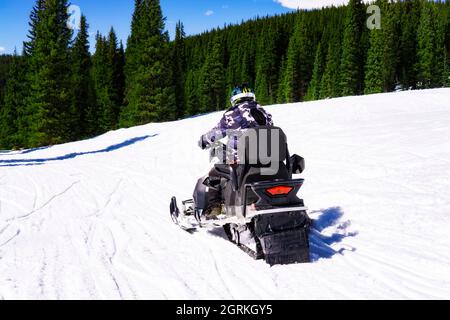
[{"left": 1, "top": 89, "right": 450, "bottom": 299}]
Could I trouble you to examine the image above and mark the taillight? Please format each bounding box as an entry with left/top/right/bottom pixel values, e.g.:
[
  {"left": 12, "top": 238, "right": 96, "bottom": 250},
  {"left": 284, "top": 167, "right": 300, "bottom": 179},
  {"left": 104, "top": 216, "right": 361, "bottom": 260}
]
[{"left": 265, "top": 186, "right": 294, "bottom": 196}]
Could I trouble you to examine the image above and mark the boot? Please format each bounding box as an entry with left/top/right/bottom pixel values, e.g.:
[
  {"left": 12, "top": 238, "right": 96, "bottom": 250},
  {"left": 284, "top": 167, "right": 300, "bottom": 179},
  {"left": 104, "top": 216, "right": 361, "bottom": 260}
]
[{"left": 204, "top": 203, "right": 223, "bottom": 220}]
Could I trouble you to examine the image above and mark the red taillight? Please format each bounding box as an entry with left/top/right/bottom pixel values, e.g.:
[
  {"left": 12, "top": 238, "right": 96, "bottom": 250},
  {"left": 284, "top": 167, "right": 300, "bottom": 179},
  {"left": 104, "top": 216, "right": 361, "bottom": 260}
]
[{"left": 265, "top": 186, "right": 294, "bottom": 196}]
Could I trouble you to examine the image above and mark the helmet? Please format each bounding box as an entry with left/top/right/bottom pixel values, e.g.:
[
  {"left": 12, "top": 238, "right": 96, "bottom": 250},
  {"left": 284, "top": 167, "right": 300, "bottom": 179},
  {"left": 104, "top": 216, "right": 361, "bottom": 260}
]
[{"left": 230, "top": 84, "right": 256, "bottom": 106}]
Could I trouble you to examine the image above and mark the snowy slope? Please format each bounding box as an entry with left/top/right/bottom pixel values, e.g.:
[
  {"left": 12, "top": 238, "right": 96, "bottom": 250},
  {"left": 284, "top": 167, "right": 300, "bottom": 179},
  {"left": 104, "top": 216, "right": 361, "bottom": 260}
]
[{"left": 1, "top": 88, "right": 450, "bottom": 300}]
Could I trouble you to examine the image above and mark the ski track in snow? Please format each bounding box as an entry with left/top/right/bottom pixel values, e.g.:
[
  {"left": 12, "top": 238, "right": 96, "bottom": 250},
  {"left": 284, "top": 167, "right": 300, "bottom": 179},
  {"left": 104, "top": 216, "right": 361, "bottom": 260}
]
[{"left": 1, "top": 89, "right": 450, "bottom": 299}]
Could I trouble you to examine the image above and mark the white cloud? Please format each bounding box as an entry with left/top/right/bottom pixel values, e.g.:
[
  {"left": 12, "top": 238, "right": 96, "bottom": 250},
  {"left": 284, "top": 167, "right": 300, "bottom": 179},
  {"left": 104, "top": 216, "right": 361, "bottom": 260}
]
[
  {"left": 274, "top": 0, "right": 349, "bottom": 10},
  {"left": 0, "top": 47, "right": 5, "bottom": 53},
  {"left": 205, "top": 10, "right": 214, "bottom": 16},
  {"left": 222, "top": 5, "right": 229, "bottom": 9}
]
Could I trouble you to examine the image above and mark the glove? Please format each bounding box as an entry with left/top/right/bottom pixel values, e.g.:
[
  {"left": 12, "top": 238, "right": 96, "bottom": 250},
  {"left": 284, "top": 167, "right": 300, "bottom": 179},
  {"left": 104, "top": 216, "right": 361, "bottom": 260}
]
[{"left": 198, "top": 135, "right": 208, "bottom": 150}]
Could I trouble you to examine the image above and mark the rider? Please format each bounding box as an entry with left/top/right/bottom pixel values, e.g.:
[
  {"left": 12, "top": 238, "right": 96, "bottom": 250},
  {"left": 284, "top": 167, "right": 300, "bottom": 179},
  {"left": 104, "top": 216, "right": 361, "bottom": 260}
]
[{"left": 197, "top": 83, "right": 274, "bottom": 218}]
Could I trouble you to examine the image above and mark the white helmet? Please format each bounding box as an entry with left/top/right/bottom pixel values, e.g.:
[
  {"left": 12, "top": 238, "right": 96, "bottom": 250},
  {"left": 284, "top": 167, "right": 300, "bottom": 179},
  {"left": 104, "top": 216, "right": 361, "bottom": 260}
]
[{"left": 230, "top": 84, "right": 256, "bottom": 106}]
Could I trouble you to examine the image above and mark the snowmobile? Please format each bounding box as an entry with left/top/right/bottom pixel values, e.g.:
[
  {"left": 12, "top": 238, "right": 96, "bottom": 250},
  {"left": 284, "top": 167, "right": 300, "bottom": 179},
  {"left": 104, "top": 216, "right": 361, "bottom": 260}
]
[{"left": 170, "top": 126, "right": 311, "bottom": 265}]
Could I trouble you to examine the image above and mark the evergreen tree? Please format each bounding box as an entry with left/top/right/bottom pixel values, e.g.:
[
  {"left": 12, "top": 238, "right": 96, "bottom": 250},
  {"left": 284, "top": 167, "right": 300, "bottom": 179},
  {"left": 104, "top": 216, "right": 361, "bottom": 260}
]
[
  {"left": 305, "top": 42, "right": 324, "bottom": 101},
  {"left": 399, "top": 0, "right": 421, "bottom": 89},
  {"left": 3, "top": 0, "right": 450, "bottom": 149},
  {"left": 226, "top": 45, "right": 241, "bottom": 94},
  {"left": 382, "top": 1, "right": 400, "bottom": 91},
  {"left": 320, "top": 35, "right": 342, "bottom": 99},
  {"left": 121, "top": 0, "right": 175, "bottom": 126},
  {"left": 25, "top": 0, "right": 73, "bottom": 147},
  {"left": 416, "top": 0, "right": 436, "bottom": 88},
  {"left": 199, "top": 34, "right": 225, "bottom": 112},
  {"left": 340, "top": 0, "right": 365, "bottom": 96},
  {"left": 255, "top": 24, "right": 278, "bottom": 105},
  {"left": 90, "top": 29, "right": 125, "bottom": 133},
  {"left": 364, "top": 0, "right": 385, "bottom": 94},
  {"left": 240, "top": 49, "right": 253, "bottom": 87},
  {"left": 0, "top": 52, "right": 26, "bottom": 148},
  {"left": 280, "top": 16, "right": 312, "bottom": 103},
  {"left": 184, "top": 69, "right": 200, "bottom": 116},
  {"left": 435, "top": 3, "right": 449, "bottom": 87},
  {"left": 173, "top": 21, "right": 186, "bottom": 118},
  {"left": 445, "top": 1, "right": 450, "bottom": 86},
  {"left": 0, "top": 55, "right": 14, "bottom": 106},
  {"left": 70, "top": 15, "right": 95, "bottom": 138},
  {"left": 105, "top": 28, "right": 124, "bottom": 129},
  {"left": 276, "top": 56, "right": 287, "bottom": 104},
  {"left": 23, "top": 0, "right": 45, "bottom": 56},
  {"left": 117, "top": 41, "right": 126, "bottom": 112},
  {"left": 92, "top": 33, "right": 116, "bottom": 132}
]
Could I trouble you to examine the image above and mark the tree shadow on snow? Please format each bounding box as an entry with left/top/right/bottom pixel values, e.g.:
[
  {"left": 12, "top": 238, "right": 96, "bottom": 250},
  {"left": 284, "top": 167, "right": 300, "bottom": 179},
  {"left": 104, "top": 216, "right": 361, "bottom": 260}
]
[
  {"left": 0, "top": 135, "right": 157, "bottom": 168},
  {"left": 207, "top": 206, "right": 358, "bottom": 262},
  {"left": 309, "top": 207, "right": 358, "bottom": 261}
]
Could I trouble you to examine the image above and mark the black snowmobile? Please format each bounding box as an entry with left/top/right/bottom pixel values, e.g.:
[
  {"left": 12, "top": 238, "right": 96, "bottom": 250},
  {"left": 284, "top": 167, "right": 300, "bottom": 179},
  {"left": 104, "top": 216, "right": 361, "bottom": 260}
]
[{"left": 170, "top": 126, "right": 311, "bottom": 265}]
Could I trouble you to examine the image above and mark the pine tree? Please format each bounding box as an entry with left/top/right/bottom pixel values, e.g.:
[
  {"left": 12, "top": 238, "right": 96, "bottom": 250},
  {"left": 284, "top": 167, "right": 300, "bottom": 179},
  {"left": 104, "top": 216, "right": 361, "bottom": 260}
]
[
  {"left": 92, "top": 32, "right": 116, "bottom": 132},
  {"left": 240, "top": 49, "right": 253, "bottom": 87},
  {"left": 173, "top": 21, "right": 186, "bottom": 119},
  {"left": 117, "top": 41, "right": 126, "bottom": 112},
  {"left": 199, "top": 35, "right": 225, "bottom": 112},
  {"left": 320, "top": 35, "right": 341, "bottom": 99},
  {"left": 305, "top": 42, "right": 324, "bottom": 101},
  {"left": 340, "top": 0, "right": 365, "bottom": 96},
  {"left": 383, "top": 1, "right": 400, "bottom": 92},
  {"left": 70, "top": 15, "right": 95, "bottom": 138},
  {"left": 105, "top": 28, "right": 123, "bottom": 129},
  {"left": 0, "top": 55, "right": 14, "bottom": 108},
  {"left": 90, "top": 29, "right": 126, "bottom": 133},
  {"left": 121, "top": 0, "right": 175, "bottom": 126},
  {"left": 435, "top": 3, "right": 449, "bottom": 87},
  {"left": 364, "top": 0, "right": 385, "bottom": 94},
  {"left": 399, "top": 0, "right": 421, "bottom": 89},
  {"left": 25, "top": 0, "right": 73, "bottom": 147},
  {"left": 444, "top": 12, "right": 450, "bottom": 86},
  {"left": 0, "top": 52, "right": 25, "bottom": 149},
  {"left": 280, "top": 16, "right": 312, "bottom": 103},
  {"left": 276, "top": 56, "right": 287, "bottom": 104},
  {"left": 23, "top": 0, "right": 45, "bottom": 56},
  {"left": 226, "top": 45, "right": 241, "bottom": 94},
  {"left": 184, "top": 69, "right": 200, "bottom": 116},
  {"left": 445, "top": 1, "right": 450, "bottom": 86},
  {"left": 442, "top": 0, "right": 450, "bottom": 87},
  {"left": 416, "top": 0, "right": 436, "bottom": 88},
  {"left": 255, "top": 24, "right": 278, "bottom": 105}
]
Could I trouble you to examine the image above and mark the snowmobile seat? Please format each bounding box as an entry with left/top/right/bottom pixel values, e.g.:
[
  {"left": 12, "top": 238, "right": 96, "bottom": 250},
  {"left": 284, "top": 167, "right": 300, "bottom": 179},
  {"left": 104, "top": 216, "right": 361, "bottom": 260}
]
[
  {"left": 211, "top": 127, "right": 290, "bottom": 188},
  {"left": 215, "top": 127, "right": 291, "bottom": 207},
  {"left": 237, "top": 126, "right": 290, "bottom": 188}
]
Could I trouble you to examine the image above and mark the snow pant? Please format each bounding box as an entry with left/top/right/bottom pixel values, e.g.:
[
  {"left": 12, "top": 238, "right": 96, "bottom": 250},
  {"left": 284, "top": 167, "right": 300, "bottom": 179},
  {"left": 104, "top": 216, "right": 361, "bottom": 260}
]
[
  {"left": 193, "top": 171, "right": 222, "bottom": 213},
  {"left": 193, "top": 164, "right": 244, "bottom": 212}
]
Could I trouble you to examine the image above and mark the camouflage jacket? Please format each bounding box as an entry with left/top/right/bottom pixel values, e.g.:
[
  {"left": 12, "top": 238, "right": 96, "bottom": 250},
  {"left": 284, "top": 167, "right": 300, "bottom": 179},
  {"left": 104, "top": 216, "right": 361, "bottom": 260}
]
[{"left": 203, "top": 100, "right": 274, "bottom": 163}]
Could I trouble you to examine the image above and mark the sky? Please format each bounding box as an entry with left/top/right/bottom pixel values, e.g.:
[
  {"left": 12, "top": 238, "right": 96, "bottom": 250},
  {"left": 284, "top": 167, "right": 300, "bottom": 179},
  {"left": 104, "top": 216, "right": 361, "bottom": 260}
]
[{"left": 0, "top": 0, "right": 351, "bottom": 55}]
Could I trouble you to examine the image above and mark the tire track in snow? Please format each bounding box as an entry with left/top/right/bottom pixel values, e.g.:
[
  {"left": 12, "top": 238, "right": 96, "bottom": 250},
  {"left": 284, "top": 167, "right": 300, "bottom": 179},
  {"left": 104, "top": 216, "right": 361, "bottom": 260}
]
[
  {"left": 0, "top": 228, "right": 21, "bottom": 248},
  {"left": 93, "top": 178, "right": 124, "bottom": 218},
  {"left": 7, "top": 180, "right": 81, "bottom": 222},
  {"left": 352, "top": 249, "right": 450, "bottom": 298},
  {"left": 342, "top": 251, "right": 424, "bottom": 299},
  {"left": 96, "top": 226, "right": 126, "bottom": 299},
  {"left": 38, "top": 249, "right": 47, "bottom": 297}
]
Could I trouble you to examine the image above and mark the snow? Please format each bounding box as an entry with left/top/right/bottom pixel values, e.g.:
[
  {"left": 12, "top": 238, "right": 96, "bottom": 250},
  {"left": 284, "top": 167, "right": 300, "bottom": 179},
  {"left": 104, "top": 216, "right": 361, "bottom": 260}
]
[{"left": 1, "top": 88, "right": 450, "bottom": 299}]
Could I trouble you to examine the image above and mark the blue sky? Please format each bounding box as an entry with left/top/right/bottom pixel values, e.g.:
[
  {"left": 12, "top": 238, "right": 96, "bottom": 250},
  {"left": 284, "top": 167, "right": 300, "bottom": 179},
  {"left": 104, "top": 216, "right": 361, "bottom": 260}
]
[{"left": 0, "top": 0, "right": 304, "bottom": 55}]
